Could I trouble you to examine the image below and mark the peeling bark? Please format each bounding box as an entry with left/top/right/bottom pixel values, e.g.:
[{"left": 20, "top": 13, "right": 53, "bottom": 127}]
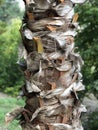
[{"left": 5, "top": 0, "right": 87, "bottom": 130}]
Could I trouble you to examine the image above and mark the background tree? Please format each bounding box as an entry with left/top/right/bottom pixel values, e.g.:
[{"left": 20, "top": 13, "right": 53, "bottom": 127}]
[
  {"left": 75, "top": 1, "right": 98, "bottom": 129},
  {"left": 0, "top": 0, "right": 23, "bottom": 22},
  {"left": 0, "top": 0, "right": 24, "bottom": 96},
  {"left": 76, "top": 0, "right": 98, "bottom": 95}
]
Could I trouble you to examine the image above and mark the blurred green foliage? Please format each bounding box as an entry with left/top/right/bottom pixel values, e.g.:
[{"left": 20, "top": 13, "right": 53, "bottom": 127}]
[
  {"left": 0, "top": 0, "right": 24, "bottom": 96},
  {"left": 82, "top": 110, "right": 98, "bottom": 130},
  {"left": 75, "top": 1, "right": 98, "bottom": 129},
  {"left": 0, "top": 18, "right": 24, "bottom": 96},
  {"left": 0, "top": 0, "right": 23, "bottom": 22},
  {"left": 76, "top": 0, "right": 98, "bottom": 96},
  {"left": 0, "top": 0, "right": 4, "bottom": 4}
]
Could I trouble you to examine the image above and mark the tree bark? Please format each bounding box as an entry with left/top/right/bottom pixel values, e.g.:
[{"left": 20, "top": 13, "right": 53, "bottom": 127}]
[{"left": 5, "top": 0, "right": 87, "bottom": 130}]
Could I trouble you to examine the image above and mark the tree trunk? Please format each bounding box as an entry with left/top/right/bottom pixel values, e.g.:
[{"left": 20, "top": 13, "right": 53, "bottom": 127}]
[{"left": 5, "top": 0, "right": 87, "bottom": 130}]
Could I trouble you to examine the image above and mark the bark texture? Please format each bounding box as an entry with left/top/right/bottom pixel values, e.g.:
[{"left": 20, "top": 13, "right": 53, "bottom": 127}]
[{"left": 5, "top": 0, "right": 87, "bottom": 130}]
